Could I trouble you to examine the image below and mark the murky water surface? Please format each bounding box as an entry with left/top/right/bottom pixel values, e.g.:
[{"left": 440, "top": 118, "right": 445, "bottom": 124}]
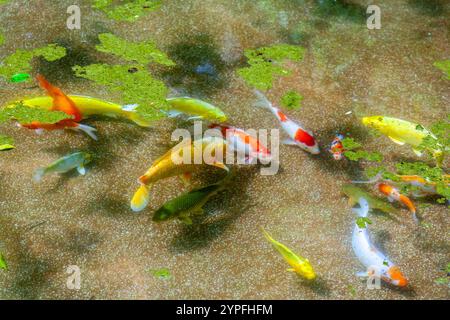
[{"left": 0, "top": 0, "right": 449, "bottom": 299}]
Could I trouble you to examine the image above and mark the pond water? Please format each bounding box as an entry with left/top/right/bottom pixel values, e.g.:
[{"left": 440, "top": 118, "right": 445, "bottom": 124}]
[{"left": 0, "top": 0, "right": 449, "bottom": 299}]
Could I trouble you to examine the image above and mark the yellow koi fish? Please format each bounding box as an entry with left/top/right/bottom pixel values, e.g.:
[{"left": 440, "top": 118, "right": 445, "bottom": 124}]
[
  {"left": 362, "top": 116, "right": 444, "bottom": 165},
  {"left": 262, "top": 228, "right": 316, "bottom": 280},
  {"left": 6, "top": 96, "right": 152, "bottom": 127},
  {"left": 131, "top": 137, "right": 229, "bottom": 212}
]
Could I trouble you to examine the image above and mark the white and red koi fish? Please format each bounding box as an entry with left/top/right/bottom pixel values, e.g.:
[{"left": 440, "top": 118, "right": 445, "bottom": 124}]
[
  {"left": 253, "top": 90, "right": 320, "bottom": 155},
  {"left": 352, "top": 197, "right": 409, "bottom": 288},
  {"left": 209, "top": 124, "right": 272, "bottom": 163},
  {"left": 378, "top": 183, "right": 418, "bottom": 223},
  {"left": 329, "top": 134, "right": 345, "bottom": 160}
]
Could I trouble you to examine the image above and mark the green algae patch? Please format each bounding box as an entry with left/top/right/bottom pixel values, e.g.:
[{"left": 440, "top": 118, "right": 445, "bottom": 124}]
[
  {"left": 96, "top": 33, "right": 175, "bottom": 66},
  {"left": 342, "top": 137, "right": 383, "bottom": 162},
  {"left": 238, "top": 44, "right": 305, "bottom": 91},
  {"left": 0, "top": 102, "right": 73, "bottom": 125},
  {"left": 356, "top": 217, "right": 372, "bottom": 229},
  {"left": 148, "top": 268, "right": 171, "bottom": 279},
  {"left": 434, "top": 60, "right": 450, "bottom": 80},
  {"left": 0, "top": 33, "right": 4, "bottom": 46},
  {"left": 0, "top": 44, "right": 66, "bottom": 81},
  {"left": 92, "top": 0, "right": 161, "bottom": 22},
  {"left": 0, "top": 252, "right": 7, "bottom": 270},
  {"left": 73, "top": 64, "right": 169, "bottom": 121},
  {"left": 281, "top": 90, "right": 303, "bottom": 110},
  {"left": 0, "top": 134, "right": 14, "bottom": 151},
  {"left": 419, "top": 117, "right": 450, "bottom": 161}
]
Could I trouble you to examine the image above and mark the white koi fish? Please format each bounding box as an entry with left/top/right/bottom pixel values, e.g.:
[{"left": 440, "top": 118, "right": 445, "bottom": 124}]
[
  {"left": 352, "top": 197, "right": 408, "bottom": 287},
  {"left": 253, "top": 90, "right": 320, "bottom": 154}
]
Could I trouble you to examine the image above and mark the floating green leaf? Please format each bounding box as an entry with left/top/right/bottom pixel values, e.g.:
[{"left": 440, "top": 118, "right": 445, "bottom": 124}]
[
  {"left": 0, "top": 253, "right": 7, "bottom": 270},
  {"left": 0, "top": 102, "right": 73, "bottom": 125},
  {"left": 280, "top": 90, "right": 303, "bottom": 110},
  {"left": 10, "top": 73, "right": 31, "bottom": 83},
  {"left": 148, "top": 268, "right": 171, "bottom": 279},
  {"left": 356, "top": 217, "right": 372, "bottom": 228},
  {"left": 96, "top": 33, "right": 175, "bottom": 66},
  {"left": 73, "top": 64, "right": 169, "bottom": 121},
  {"left": 238, "top": 44, "right": 305, "bottom": 91},
  {"left": 92, "top": 0, "right": 161, "bottom": 22},
  {"left": 0, "top": 134, "right": 14, "bottom": 151},
  {"left": 434, "top": 60, "right": 450, "bottom": 80},
  {"left": 0, "top": 44, "right": 66, "bottom": 80}
]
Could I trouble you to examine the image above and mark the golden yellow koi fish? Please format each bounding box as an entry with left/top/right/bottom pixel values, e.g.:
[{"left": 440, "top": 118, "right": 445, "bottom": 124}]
[
  {"left": 262, "top": 228, "right": 316, "bottom": 280},
  {"left": 131, "top": 137, "right": 229, "bottom": 212}
]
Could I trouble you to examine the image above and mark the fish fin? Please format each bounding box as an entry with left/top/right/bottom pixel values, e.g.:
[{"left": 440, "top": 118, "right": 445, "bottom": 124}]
[
  {"left": 33, "top": 168, "right": 46, "bottom": 182},
  {"left": 412, "top": 148, "right": 423, "bottom": 157},
  {"left": 356, "top": 271, "right": 369, "bottom": 278},
  {"left": 388, "top": 136, "right": 405, "bottom": 145},
  {"left": 244, "top": 155, "right": 256, "bottom": 165},
  {"left": 74, "top": 123, "right": 98, "bottom": 140},
  {"left": 34, "top": 128, "right": 44, "bottom": 135},
  {"left": 77, "top": 165, "right": 86, "bottom": 176},
  {"left": 121, "top": 104, "right": 139, "bottom": 112},
  {"left": 253, "top": 90, "right": 273, "bottom": 110},
  {"left": 282, "top": 138, "right": 298, "bottom": 146},
  {"left": 128, "top": 111, "right": 152, "bottom": 127},
  {"left": 179, "top": 216, "right": 193, "bottom": 225},
  {"left": 130, "top": 184, "right": 151, "bottom": 213},
  {"left": 212, "top": 161, "right": 229, "bottom": 172},
  {"left": 387, "top": 196, "right": 395, "bottom": 203},
  {"left": 179, "top": 172, "right": 192, "bottom": 186},
  {"left": 187, "top": 116, "right": 203, "bottom": 121},
  {"left": 412, "top": 213, "right": 419, "bottom": 224},
  {"left": 166, "top": 110, "right": 183, "bottom": 118},
  {"left": 286, "top": 268, "right": 296, "bottom": 272}
]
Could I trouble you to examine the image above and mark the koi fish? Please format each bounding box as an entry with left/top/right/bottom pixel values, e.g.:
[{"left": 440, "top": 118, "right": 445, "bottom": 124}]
[
  {"left": 262, "top": 228, "right": 316, "bottom": 280},
  {"left": 378, "top": 183, "right": 418, "bottom": 223},
  {"left": 16, "top": 96, "right": 152, "bottom": 127},
  {"left": 342, "top": 184, "right": 398, "bottom": 215},
  {"left": 166, "top": 97, "right": 227, "bottom": 122},
  {"left": 153, "top": 174, "right": 231, "bottom": 224},
  {"left": 209, "top": 124, "right": 272, "bottom": 163},
  {"left": 33, "top": 151, "right": 92, "bottom": 182},
  {"left": 12, "top": 75, "right": 98, "bottom": 140},
  {"left": 352, "top": 174, "right": 450, "bottom": 198},
  {"left": 329, "top": 134, "right": 345, "bottom": 160},
  {"left": 362, "top": 116, "right": 444, "bottom": 166},
  {"left": 254, "top": 90, "right": 319, "bottom": 154},
  {"left": 352, "top": 197, "right": 408, "bottom": 287},
  {"left": 130, "top": 137, "right": 229, "bottom": 212}
]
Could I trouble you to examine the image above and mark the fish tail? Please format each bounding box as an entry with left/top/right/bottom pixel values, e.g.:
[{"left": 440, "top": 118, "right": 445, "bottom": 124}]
[
  {"left": 253, "top": 90, "right": 273, "bottom": 110},
  {"left": 73, "top": 123, "right": 98, "bottom": 140},
  {"left": 129, "top": 112, "right": 152, "bottom": 127},
  {"left": 261, "top": 227, "right": 274, "bottom": 243},
  {"left": 131, "top": 184, "right": 152, "bottom": 213},
  {"left": 121, "top": 104, "right": 153, "bottom": 127},
  {"left": 33, "top": 168, "right": 46, "bottom": 182}
]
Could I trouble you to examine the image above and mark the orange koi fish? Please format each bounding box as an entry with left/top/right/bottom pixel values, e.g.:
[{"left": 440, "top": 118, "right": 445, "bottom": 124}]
[
  {"left": 20, "top": 75, "right": 97, "bottom": 140},
  {"left": 378, "top": 183, "right": 418, "bottom": 223},
  {"left": 329, "top": 134, "right": 345, "bottom": 160}
]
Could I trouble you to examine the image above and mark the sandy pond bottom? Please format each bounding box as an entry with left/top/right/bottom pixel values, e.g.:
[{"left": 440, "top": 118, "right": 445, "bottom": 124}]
[{"left": 0, "top": 0, "right": 449, "bottom": 299}]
